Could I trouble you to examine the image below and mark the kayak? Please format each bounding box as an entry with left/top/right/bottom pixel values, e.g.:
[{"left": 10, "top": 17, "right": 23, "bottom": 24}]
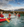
[{"left": 0, "top": 18, "right": 11, "bottom": 22}]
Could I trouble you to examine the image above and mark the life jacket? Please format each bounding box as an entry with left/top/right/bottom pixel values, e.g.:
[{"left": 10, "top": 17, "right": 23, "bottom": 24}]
[
  {"left": 0, "top": 14, "right": 1, "bottom": 17},
  {"left": 18, "top": 14, "right": 20, "bottom": 17},
  {"left": 9, "top": 14, "right": 11, "bottom": 16},
  {"left": 0, "top": 14, "right": 4, "bottom": 17}
]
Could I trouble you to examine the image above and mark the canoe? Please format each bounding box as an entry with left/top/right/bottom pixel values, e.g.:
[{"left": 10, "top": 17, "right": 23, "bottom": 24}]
[{"left": 0, "top": 18, "right": 11, "bottom": 22}]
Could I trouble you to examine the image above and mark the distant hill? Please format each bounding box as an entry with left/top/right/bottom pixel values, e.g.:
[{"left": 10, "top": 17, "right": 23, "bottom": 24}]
[
  {"left": 18, "top": 8, "right": 24, "bottom": 10},
  {"left": 0, "top": 9, "right": 4, "bottom": 11},
  {"left": 14, "top": 8, "right": 24, "bottom": 11}
]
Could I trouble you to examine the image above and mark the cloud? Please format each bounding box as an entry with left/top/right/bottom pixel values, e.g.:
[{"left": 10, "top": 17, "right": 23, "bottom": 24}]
[
  {"left": 23, "top": 4, "right": 24, "bottom": 5},
  {"left": 17, "top": 0, "right": 19, "bottom": 1},
  {"left": 14, "top": 7, "right": 24, "bottom": 9},
  {"left": 17, "top": 2, "right": 21, "bottom": 5},
  {"left": 5, "top": 0, "right": 15, "bottom": 2},
  {"left": 0, "top": 0, "right": 13, "bottom": 9},
  {"left": 0, "top": 0, "right": 8, "bottom": 7},
  {"left": 1, "top": 6, "right": 24, "bottom": 10},
  {"left": 0, "top": 4, "right": 12, "bottom": 9},
  {"left": 8, "top": 4, "right": 12, "bottom": 7},
  {"left": 5, "top": 0, "right": 13, "bottom": 1},
  {"left": 13, "top": 0, "right": 15, "bottom": 2},
  {"left": 0, "top": 0, "right": 24, "bottom": 10},
  {"left": 0, "top": 0, "right": 15, "bottom": 9},
  {"left": 23, "top": 1, "right": 24, "bottom": 2},
  {"left": 0, "top": 0, "right": 15, "bottom": 7}
]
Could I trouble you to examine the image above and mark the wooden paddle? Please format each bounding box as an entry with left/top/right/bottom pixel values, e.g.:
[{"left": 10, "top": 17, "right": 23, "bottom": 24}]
[{"left": 5, "top": 17, "right": 10, "bottom": 22}]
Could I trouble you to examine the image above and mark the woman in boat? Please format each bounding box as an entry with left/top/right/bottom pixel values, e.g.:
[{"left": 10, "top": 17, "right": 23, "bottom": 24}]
[
  {"left": 8, "top": 13, "right": 11, "bottom": 18},
  {"left": 0, "top": 11, "right": 4, "bottom": 18}
]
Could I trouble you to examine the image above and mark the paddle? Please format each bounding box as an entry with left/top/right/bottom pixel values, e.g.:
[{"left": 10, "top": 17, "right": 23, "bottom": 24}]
[
  {"left": 5, "top": 17, "right": 10, "bottom": 22},
  {"left": 4, "top": 15, "right": 10, "bottom": 22}
]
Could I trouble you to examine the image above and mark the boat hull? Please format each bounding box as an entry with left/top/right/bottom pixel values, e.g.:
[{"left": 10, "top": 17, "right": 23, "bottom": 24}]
[{"left": 0, "top": 18, "right": 11, "bottom": 22}]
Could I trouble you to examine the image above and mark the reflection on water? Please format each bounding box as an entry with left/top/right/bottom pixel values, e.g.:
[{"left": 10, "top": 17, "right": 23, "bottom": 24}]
[{"left": 0, "top": 14, "right": 24, "bottom": 27}]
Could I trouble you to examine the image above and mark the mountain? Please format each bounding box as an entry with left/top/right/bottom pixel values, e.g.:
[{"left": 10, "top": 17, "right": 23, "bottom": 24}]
[
  {"left": 0, "top": 9, "right": 4, "bottom": 11},
  {"left": 14, "top": 8, "right": 24, "bottom": 11}
]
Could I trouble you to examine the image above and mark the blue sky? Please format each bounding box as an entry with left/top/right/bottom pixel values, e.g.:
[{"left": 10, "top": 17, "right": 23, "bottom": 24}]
[
  {"left": 8, "top": 0, "right": 24, "bottom": 7},
  {"left": 0, "top": 0, "right": 24, "bottom": 10}
]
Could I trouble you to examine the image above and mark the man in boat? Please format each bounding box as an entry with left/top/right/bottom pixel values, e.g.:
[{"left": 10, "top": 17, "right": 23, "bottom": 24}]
[
  {"left": 0, "top": 11, "right": 4, "bottom": 18},
  {"left": 8, "top": 13, "right": 11, "bottom": 18}
]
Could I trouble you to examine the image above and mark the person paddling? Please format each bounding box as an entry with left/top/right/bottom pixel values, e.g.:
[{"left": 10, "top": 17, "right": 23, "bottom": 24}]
[
  {"left": 17, "top": 13, "right": 20, "bottom": 18},
  {"left": 8, "top": 13, "right": 11, "bottom": 18},
  {"left": 0, "top": 11, "right": 1, "bottom": 17},
  {"left": 17, "top": 13, "right": 19, "bottom": 17},
  {"left": 14, "top": 13, "right": 16, "bottom": 16},
  {"left": 0, "top": 11, "right": 4, "bottom": 18},
  {"left": 18, "top": 14, "right": 20, "bottom": 18}
]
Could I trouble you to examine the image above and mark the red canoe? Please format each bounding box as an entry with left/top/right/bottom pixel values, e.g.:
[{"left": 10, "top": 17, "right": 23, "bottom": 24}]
[{"left": 0, "top": 18, "right": 11, "bottom": 22}]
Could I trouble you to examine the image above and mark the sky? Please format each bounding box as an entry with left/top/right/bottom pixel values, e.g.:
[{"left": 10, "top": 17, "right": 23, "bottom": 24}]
[{"left": 0, "top": 0, "right": 24, "bottom": 10}]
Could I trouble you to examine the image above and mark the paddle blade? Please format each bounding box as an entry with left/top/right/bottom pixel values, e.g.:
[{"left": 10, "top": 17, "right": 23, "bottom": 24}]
[{"left": 5, "top": 18, "right": 10, "bottom": 22}]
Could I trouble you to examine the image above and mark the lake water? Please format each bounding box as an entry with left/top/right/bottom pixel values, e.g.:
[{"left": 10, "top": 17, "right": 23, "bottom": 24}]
[{"left": 0, "top": 14, "right": 24, "bottom": 27}]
